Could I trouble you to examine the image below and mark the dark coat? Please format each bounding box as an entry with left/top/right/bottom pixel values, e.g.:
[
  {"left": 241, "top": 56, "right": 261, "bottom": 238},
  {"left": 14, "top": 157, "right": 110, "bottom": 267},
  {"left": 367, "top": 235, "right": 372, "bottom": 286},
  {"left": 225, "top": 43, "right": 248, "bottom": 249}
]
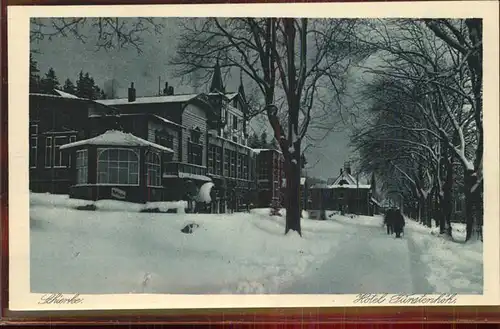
[{"left": 393, "top": 211, "right": 405, "bottom": 232}]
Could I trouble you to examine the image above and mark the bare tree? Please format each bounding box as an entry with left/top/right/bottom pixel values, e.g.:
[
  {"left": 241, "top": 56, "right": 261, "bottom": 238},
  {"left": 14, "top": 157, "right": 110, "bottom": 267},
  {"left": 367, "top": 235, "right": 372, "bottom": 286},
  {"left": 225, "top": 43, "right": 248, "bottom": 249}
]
[
  {"left": 172, "top": 18, "right": 363, "bottom": 235},
  {"left": 30, "top": 17, "right": 164, "bottom": 54},
  {"left": 352, "top": 18, "right": 482, "bottom": 241}
]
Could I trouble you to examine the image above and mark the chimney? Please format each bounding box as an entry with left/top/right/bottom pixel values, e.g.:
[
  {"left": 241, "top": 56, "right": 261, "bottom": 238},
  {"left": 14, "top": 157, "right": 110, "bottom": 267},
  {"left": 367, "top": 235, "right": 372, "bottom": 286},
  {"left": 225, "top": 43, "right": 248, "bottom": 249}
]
[
  {"left": 163, "top": 82, "right": 169, "bottom": 95},
  {"left": 340, "top": 168, "right": 343, "bottom": 175},
  {"left": 128, "top": 82, "right": 136, "bottom": 102},
  {"left": 344, "top": 161, "right": 351, "bottom": 175},
  {"left": 167, "top": 86, "right": 174, "bottom": 95}
]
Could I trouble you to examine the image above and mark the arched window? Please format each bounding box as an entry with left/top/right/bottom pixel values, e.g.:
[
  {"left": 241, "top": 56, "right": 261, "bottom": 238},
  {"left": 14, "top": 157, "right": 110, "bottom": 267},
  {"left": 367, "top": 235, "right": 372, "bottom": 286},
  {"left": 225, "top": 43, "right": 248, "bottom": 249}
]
[
  {"left": 146, "top": 152, "right": 161, "bottom": 187},
  {"left": 97, "top": 148, "right": 139, "bottom": 185}
]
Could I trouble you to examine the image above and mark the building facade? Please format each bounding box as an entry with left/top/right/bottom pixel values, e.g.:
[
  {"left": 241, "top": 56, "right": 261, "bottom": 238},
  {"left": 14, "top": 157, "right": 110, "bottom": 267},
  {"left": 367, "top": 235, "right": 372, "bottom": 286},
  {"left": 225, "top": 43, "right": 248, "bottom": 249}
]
[
  {"left": 310, "top": 162, "right": 372, "bottom": 216},
  {"left": 29, "top": 90, "right": 117, "bottom": 194},
  {"left": 255, "top": 149, "right": 284, "bottom": 208},
  {"left": 29, "top": 66, "right": 259, "bottom": 213}
]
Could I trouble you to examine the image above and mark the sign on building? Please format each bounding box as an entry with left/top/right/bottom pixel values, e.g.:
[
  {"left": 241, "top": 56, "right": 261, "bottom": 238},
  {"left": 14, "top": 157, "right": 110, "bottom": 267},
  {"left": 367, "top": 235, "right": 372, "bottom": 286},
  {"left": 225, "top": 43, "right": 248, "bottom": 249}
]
[{"left": 111, "top": 187, "right": 126, "bottom": 200}]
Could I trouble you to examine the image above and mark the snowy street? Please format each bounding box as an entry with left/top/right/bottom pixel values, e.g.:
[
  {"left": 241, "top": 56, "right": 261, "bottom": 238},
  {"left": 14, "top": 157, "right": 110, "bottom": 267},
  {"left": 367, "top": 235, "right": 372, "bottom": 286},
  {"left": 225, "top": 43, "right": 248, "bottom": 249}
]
[
  {"left": 281, "top": 225, "right": 416, "bottom": 294},
  {"left": 30, "top": 193, "right": 482, "bottom": 295}
]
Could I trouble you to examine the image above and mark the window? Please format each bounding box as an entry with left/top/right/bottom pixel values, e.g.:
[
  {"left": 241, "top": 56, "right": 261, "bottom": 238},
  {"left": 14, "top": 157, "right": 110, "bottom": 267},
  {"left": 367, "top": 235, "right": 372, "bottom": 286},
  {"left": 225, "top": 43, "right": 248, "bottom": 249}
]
[
  {"left": 30, "top": 124, "right": 38, "bottom": 168},
  {"left": 97, "top": 148, "right": 139, "bottom": 185},
  {"left": 237, "top": 153, "right": 242, "bottom": 179},
  {"left": 225, "top": 111, "right": 229, "bottom": 125},
  {"left": 146, "top": 152, "right": 162, "bottom": 187},
  {"left": 224, "top": 149, "right": 230, "bottom": 177},
  {"left": 76, "top": 150, "right": 88, "bottom": 184},
  {"left": 156, "top": 132, "right": 174, "bottom": 149},
  {"left": 30, "top": 136, "right": 38, "bottom": 168},
  {"left": 242, "top": 155, "right": 248, "bottom": 180},
  {"left": 45, "top": 137, "right": 52, "bottom": 168},
  {"left": 233, "top": 136, "right": 238, "bottom": 143},
  {"left": 233, "top": 115, "right": 238, "bottom": 130},
  {"left": 455, "top": 199, "right": 463, "bottom": 212},
  {"left": 29, "top": 123, "right": 38, "bottom": 136},
  {"left": 258, "top": 159, "right": 269, "bottom": 180},
  {"left": 216, "top": 146, "right": 222, "bottom": 175},
  {"left": 188, "top": 142, "right": 202, "bottom": 166},
  {"left": 190, "top": 127, "right": 202, "bottom": 144},
  {"left": 54, "top": 136, "right": 70, "bottom": 168},
  {"left": 230, "top": 151, "right": 236, "bottom": 178},
  {"left": 208, "top": 145, "right": 215, "bottom": 174}
]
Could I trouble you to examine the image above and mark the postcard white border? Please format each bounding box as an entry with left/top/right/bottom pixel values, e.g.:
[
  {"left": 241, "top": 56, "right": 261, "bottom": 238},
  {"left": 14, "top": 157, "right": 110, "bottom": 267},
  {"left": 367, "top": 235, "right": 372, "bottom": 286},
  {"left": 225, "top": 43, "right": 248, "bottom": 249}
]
[{"left": 7, "top": 1, "right": 500, "bottom": 311}]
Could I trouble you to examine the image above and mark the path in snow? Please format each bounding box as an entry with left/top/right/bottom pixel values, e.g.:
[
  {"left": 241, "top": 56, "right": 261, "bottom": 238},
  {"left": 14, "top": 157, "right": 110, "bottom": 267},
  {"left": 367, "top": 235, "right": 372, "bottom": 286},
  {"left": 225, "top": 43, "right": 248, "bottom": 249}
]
[{"left": 280, "top": 224, "right": 421, "bottom": 294}]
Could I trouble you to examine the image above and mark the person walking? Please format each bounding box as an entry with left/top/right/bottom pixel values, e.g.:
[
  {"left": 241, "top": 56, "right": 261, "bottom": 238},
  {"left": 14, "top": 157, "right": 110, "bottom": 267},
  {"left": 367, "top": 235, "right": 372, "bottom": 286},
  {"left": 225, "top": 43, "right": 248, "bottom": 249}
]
[
  {"left": 384, "top": 208, "right": 394, "bottom": 235},
  {"left": 393, "top": 208, "right": 405, "bottom": 238}
]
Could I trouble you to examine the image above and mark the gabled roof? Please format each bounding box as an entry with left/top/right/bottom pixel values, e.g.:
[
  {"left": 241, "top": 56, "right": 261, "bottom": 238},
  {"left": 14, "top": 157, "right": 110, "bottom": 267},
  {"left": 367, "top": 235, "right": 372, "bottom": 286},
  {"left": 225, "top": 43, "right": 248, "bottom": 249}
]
[
  {"left": 60, "top": 130, "right": 174, "bottom": 153},
  {"left": 331, "top": 170, "right": 358, "bottom": 186}
]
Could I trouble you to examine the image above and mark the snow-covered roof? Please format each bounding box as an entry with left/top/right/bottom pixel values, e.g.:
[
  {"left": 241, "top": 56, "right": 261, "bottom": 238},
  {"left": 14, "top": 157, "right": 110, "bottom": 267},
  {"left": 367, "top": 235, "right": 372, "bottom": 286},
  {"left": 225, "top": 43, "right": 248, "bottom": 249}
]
[
  {"left": 309, "top": 183, "right": 370, "bottom": 189},
  {"left": 329, "top": 184, "right": 371, "bottom": 189},
  {"left": 331, "top": 171, "right": 358, "bottom": 186},
  {"left": 96, "top": 94, "right": 199, "bottom": 106},
  {"left": 60, "top": 130, "right": 174, "bottom": 153},
  {"left": 54, "top": 89, "right": 81, "bottom": 99},
  {"left": 252, "top": 148, "right": 282, "bottom": 155},
  {"left": 117, "top": 113, "right": 183, "bottom": 127},
  {"left": 310, "top": 183, "right": 330, "bottom": 189},
  {"left": 30, "top": 92, "right": 85, "bottom": 100},
  {"left": 207, "top": 91, "right": 239, "bottom": 100}
]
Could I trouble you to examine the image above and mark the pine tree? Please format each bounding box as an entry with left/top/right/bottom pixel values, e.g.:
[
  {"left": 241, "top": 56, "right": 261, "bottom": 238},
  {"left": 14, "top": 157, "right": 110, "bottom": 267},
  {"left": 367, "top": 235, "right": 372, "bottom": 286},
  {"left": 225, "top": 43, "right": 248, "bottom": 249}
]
[
  {"left": 62, "top": 78, "right": 76, "bottom": 94},
  {"left": 29, "top": 53, "right": 40, "bottom": 93},
  {"left": 75, "top": 71, "right": 102, "bottom": 99},
  {"left": 39, "top": 67, "right": 60, "bottom": 93},
  {"left": 99, "top": 89, "right": 107, "bottom": 99}
]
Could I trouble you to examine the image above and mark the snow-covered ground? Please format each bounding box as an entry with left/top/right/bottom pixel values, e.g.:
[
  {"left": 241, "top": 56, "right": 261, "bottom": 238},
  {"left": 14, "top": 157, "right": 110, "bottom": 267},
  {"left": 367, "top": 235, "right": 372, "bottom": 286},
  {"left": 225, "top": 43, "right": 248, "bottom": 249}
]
[
  {"left": 406, "top": 219, "right": 483, "bottom": 294},
  {"left": 30, "top": 193, "right": 483, "bottom": 294},
  {"left": 30, "top": 193, "right": 352, "bottom": 294}
]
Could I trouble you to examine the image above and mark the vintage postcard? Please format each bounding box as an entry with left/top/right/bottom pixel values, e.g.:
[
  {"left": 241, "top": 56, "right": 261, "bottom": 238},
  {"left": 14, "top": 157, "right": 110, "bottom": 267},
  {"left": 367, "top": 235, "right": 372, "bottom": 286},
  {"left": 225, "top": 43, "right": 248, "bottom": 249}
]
[{"left": 7, "top": 1, "right": 499, "bottom": 311}]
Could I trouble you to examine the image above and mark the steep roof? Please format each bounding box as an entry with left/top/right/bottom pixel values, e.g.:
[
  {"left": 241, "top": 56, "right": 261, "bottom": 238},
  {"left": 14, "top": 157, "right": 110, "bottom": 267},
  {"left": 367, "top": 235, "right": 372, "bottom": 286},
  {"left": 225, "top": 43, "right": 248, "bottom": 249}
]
[
  {"left": 209, "top": 60, "right": 225, "bottom": 93},
  {"left": 60, "top": 130, "right": 174, "bottom": 153}
]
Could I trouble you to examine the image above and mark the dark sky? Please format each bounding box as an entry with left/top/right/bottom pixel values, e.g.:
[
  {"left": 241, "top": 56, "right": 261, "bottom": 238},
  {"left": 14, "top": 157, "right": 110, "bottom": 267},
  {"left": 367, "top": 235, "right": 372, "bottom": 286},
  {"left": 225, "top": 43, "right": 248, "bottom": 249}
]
[{"left": 31, "top": 18, "right": 359, "bottom": 180}]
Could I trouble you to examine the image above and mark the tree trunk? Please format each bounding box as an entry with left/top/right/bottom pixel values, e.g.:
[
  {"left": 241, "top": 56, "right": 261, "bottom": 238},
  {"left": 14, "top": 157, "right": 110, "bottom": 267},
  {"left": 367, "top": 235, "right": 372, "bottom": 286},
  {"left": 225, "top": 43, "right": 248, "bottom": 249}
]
[
  {"left": 285, "top": 155, "right": 301, "bottom": 235},
  {"left": 282, "top": 18, "right": 302, "bottom": 236},
  {"left": 441, "top": 154, "right": 453, "bottom": 237},
  {"left": 464, "top": 170, "right": 481, "bottom": 241}
]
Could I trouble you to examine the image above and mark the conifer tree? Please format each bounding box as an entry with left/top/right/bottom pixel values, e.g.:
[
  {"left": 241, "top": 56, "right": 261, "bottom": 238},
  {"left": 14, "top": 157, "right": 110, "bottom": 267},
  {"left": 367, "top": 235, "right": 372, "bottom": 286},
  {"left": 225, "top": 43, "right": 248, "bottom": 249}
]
[
  {"left": 39, "top": 67, "right": 60, "bottom": 93},
  {"left": 29, "top": 53, "right": 41, "bottom": 93}
]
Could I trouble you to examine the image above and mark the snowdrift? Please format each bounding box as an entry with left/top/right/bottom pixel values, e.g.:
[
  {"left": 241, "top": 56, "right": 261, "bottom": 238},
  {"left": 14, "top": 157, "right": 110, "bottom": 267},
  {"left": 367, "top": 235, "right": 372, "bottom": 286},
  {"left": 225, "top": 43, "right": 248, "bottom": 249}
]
[
  {"left": 30, "top": 192, "right": 187, "bottom": 213},
  {"left": 31, "top": 195, "right": 350, "bottom": 294}
]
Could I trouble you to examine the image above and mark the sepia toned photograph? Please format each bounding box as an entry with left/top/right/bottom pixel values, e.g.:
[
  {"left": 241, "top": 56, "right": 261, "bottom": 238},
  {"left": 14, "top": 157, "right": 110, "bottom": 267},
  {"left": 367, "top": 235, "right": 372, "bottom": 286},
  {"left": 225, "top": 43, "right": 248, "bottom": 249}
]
[{"left": 6, "top": 2, "right": 499, "bottom": 311}]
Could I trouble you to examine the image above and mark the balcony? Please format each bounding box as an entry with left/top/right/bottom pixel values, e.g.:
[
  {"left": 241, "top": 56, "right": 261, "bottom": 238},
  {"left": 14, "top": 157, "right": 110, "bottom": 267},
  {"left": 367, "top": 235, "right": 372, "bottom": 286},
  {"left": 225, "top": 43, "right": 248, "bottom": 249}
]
[{"left": 163, "top": 162, "right": 210, "bottom": 182}]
